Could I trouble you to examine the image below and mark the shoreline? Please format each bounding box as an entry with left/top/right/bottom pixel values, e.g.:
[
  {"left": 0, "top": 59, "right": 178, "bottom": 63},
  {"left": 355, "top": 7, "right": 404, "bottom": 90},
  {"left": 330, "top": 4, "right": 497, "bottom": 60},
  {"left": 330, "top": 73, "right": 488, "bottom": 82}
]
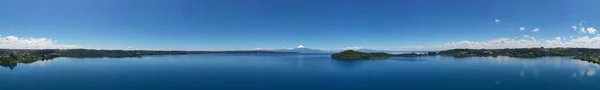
[
  {"left": 0, "top": 49, "right": 295, "bottom": 69},
  {"left": 331, "top": 48, "right": 600, "bottom": 64}
]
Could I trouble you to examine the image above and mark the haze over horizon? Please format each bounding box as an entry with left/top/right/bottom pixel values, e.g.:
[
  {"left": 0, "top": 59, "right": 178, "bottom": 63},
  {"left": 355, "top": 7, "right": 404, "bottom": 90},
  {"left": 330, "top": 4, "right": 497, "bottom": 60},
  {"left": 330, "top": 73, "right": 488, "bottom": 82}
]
[{"left": 1, "top": 0, "right": 600, "bottom": 51}]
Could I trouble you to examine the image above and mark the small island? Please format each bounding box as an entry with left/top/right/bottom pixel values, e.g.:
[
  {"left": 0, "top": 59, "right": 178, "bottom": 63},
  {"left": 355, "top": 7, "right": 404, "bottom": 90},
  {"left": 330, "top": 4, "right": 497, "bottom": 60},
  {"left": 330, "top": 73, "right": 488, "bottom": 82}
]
[
  {"left": 331, "top": 47, "right": 600, "bottom": 64},
  {"left": 330, "top": 50, "right": 391, "bottom": 60}
]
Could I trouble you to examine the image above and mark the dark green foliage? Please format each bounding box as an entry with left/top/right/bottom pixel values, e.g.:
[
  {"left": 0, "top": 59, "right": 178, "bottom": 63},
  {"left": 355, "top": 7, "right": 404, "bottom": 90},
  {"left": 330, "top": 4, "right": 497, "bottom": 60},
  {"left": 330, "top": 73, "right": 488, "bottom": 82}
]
[
  {"left": 0, "top": 49, "right": 59, "bottom": 69},
  {"left": 331, "top": 50, "right": 391, "bottom": 60},
  {"left": 0, "top": 49, "right": 294, "bottom": 69},
  {"left": 427, "top": 52, "right": 437, "bottom": 55},
  {"left": 574, "top": 54, "right": 600, "bottom": 64}
]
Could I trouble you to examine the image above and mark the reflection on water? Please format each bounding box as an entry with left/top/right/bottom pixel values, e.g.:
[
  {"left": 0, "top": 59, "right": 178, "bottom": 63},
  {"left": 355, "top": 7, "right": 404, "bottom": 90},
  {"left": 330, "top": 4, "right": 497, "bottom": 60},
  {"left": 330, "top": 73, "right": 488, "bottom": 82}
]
[
  {"left": 28, "top": 60, "right": 53, "bottom": 67},
  {"left": 331, "top": 60, "right": 372, "bottom": 69},
  {"left": 0, "top": 63, "right": 16, "bottom": 70},
  {"left": 0, "top": 56, "right": 142, "bottom": 70},
  {"left": 2, "top": 54, "right": 600, "bottom": 90},
  {"left": 520, "top": 71, "right": 525, "bottom": 78},
  {"left": 573, "top": 60, "right": 599, "bottom": 78}
]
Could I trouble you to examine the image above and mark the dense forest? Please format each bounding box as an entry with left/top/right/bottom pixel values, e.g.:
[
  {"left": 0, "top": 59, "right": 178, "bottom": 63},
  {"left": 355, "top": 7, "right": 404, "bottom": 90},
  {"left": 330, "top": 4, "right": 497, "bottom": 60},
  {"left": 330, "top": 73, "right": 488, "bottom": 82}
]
[
  {"left": 330, "top": 50, "right": 391, "bottom": 60},
  {"left": 0, "top": 49, "right": 294, "bottom": 69}
]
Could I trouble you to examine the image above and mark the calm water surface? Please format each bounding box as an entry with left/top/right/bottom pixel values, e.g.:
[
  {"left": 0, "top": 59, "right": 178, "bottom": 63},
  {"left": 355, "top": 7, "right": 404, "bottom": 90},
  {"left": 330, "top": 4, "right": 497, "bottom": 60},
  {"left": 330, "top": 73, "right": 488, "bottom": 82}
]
[{"left": 1, "top": 54, "right": 600, "bottom": 90}]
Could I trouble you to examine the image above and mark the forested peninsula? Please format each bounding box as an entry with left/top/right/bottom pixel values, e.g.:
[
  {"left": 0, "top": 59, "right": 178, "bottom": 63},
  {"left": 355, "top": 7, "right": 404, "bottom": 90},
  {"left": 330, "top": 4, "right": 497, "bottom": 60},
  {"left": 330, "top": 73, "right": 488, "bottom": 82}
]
[
  {"left": 332, "top": 47, "right": 600, "bottom": 64},
  {"left": 0, "top": 49, "right": 293, "bottom": 69}
]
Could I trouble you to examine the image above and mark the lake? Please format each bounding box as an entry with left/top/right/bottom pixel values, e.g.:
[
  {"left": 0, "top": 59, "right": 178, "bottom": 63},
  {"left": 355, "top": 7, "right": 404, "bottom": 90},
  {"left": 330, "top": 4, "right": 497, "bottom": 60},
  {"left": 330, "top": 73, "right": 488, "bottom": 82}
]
[{"left": 1, "top": 54, "right": 600, "bottom": 90}]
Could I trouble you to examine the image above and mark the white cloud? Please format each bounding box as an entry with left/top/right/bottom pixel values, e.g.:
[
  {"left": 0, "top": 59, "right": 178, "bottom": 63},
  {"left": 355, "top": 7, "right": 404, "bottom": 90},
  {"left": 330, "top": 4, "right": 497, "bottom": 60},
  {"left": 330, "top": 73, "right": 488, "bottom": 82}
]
[
  {"left": 532, "top": 28, "right": 540, "bottom": 32},
  {"left": 0, "top": 36, "right": 82, "bottom": 49},
  {"left": 495, "top": 19, "right": 500, "bottom": 23},
  {"left": 519, "top": 26, "right": 525, "bottom": 31},
  {"left": 391, "top": 35, "right": 600, "bottom": 51},
  {"left": 522, "top": 35, "right": 535, "bottom": 40},
  {"left": 574, "top": 22, "right": 597, "bottom": 34},
  {"left": 587, "top": 27, "right": 597, "bottom": 34},
  {"left": 580, "top": 26, "right": 587, "bottom": 34}
]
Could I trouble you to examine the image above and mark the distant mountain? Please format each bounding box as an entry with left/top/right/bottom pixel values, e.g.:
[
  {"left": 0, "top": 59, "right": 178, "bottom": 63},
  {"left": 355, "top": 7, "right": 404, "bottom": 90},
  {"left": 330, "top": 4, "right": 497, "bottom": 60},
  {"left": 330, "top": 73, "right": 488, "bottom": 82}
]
[
  {"left": 272, "top": 48, "right": 333, "bottom": 53},
  {"left": 271, "top": 48, "right": 392, "bottom": 53},
  {"left": 269, "top": 45, "right": 405, "bottom": 53}
]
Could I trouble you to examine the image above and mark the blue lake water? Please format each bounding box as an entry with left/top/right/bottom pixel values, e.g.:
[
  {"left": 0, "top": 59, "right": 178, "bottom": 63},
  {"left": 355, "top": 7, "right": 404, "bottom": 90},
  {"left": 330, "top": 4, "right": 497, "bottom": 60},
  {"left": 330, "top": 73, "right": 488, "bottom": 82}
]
[{"left": 1, "top": 54, "right": 600, "bottom": 90}]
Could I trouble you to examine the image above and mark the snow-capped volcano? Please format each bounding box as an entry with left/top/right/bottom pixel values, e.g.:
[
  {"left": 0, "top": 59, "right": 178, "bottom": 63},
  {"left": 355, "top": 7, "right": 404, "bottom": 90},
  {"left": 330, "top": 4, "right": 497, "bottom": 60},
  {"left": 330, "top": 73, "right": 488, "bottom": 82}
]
[{"left": 272, "top": 45, "right": 331, "bottom": 53}]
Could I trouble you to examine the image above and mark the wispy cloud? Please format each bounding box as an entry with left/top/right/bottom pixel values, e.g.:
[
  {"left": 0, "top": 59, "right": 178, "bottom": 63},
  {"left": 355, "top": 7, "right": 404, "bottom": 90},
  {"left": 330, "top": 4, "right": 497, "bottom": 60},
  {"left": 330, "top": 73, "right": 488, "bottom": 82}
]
[
  {"left": 495, "top": 19, "right": 500, "bottom": 23},
  {"left": 0, "top": 35, "right": 82, "bottom": 49},
  {"left": 532, "top": 28, "right": 540, "bottom": 32},
  {"left": 580, "top": 26, "right": 587, "bottom": 34},
  {"left": 343, "top": 46, "right": 363, "bottom": 50},
  {"left": 522, "top": 35, "right": 536, "bottom": 40},
  {"left": 519, "top": 26, "right": 525, "bottom": 31}
]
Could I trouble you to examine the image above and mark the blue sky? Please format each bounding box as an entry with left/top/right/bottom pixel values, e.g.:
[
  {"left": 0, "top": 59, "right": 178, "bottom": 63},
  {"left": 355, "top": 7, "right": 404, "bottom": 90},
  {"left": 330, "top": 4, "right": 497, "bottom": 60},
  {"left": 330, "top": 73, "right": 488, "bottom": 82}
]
[{"left": 1, "top": 0, "right": 600, "bottom": 50}]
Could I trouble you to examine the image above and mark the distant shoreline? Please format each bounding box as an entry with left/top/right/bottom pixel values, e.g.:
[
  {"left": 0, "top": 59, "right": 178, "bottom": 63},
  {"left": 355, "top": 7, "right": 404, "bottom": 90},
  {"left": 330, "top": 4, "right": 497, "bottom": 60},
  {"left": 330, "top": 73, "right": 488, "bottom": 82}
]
[
  {"left": 4, "top": 47, "right": 600, "bottom": 69},
  {"left": 331, "top": 47, "right": 600, "bottom": 64},
  {"left": 0, "top": 49, "right": 295, "bottom": 69}
]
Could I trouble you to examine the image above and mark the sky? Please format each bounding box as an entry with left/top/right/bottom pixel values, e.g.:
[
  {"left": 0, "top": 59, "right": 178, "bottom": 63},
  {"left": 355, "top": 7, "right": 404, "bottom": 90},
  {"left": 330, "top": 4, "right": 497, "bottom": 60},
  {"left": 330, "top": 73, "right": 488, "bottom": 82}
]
[{"left": 1, "top": 0, "right": 600, "bottom": 51}]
